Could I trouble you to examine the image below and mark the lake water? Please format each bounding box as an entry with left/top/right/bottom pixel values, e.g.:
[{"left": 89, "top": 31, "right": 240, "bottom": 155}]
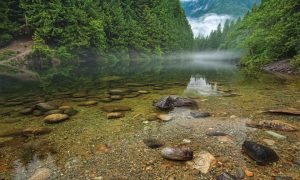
[{"left": 0, "top": 56, "right": 300, "bottom": 179}]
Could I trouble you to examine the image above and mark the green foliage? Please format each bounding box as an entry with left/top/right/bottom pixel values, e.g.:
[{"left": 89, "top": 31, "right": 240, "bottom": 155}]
[
  {"left": 0, "top": 49, "right": 17, "bottom": 61},
  {"left": 226, "top": 0, "right": 300, "bottom": 71}
]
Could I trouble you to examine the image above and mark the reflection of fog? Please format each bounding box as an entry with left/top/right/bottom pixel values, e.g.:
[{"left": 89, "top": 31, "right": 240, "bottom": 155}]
[{"left": 184, "top": 75, "right": 218, "bottom": 96}]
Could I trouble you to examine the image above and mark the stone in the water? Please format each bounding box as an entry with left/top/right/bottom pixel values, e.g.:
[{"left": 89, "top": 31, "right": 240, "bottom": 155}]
[
  {"left": 138, "top": 90, "right": 149, "bottom": 94},
  {"left": 78, "top": 100, "right": 98, "bottom": 106},
  {"left": 102, "top": 105, "right": 131, "bottom": 112},
  {"left": 72, "top": 91, "right": 88, "bottom": 98},
  {"left": 143, "top": 138, "right": 164, "bottom": 149},
  {"left": 274, "top": 176, "right": 293, "bottom": 180},
  {"left": 33, "top": 110, "right": 44, "bottom": 116},
  {"left": 44, "top": 114, "right": 69, "bottom": 124},
  {"left": 0, "top": 127, "right": 51, "bottom": 137},
  {"left": 206, "top": 130, "right": 228, "bottom": 137},
  {"left": 64, "top": 108, "right": 78, "bottom": 116},
  {"left": 246, "top": 120, "right": 297, "bottom": 132},
  {"left": 265, "top": 131, "right": 286, "bottom": 140},
  {"left": 99, "top": 98, "right": 113, "bottom": 103},
  {"left": 242, "top": 141, "right": 279, "bottom": 165},
  {"left": 35, "top": 102, "right": 57, "bottom": 112},
  {"left": 161, "top": 147, "right": 193, "bottom": 161},
  {"left": 263, "top": 139, "right": 275, "bottom": 146},
  {"left": 22, "top": 127, "right": 52, "bottom": 136},
  {"left": 110, "top": 95, "right": 123, "bottom": 100},
  {"left": 217, "top": 173, "right": 239, "bottom": 180},
  {"left": 20, "top": 108, "right": 33, "bottom": 115},
  {"left": 71, "top": 98, "right": 87, "bottom": 102},
  {"left": 44, "top": 109, "right": 63, "bottom": 116},
  {"left": 124, "top": 93, "right": 140, "bottom": 98},
  {"left": 107, "top": 112, "right": 125, "bottom": 119},
  {"left": 190, "top": 111, "right": 211, "bottom": 118},
  {"left": 187, "top": 151, "right": 216, "bottom": 174},
  {"left": 235, "top": 167, "right": 245, "bottom": 179},
  {"left": 59, "top": 106, "right": 72, "bottom": 110},
  {"left": 154, "top": 96, "right": 197, "bottom": 111},
  {"left": 4, "top": 101, "right": 23, "bottom": 106},
  {"left": 267, "top": 108, "right": 300, "bottom": 116},
  {"left": 108, "top": 89, "right": 129, "bottom": 95},
  {"left": 157, "top": 114, "right": 172, "bottom": 121},
  {"left": 28, "top": 168, "right": 52, "bottom": 180}
]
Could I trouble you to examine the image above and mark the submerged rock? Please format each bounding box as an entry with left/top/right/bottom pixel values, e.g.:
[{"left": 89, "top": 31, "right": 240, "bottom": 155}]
[
  {"left": 72, "top": 91, "right": 88, "bottom": 98},
  {"left": 0, "top": 127, "right": 51, "bottom": 137},
  {"left": 28, "top": 168, "right": 52, "bottom": 180},
  {"left": 143, "top": 138, "right": 164, "bottom": 149},
  {"left": 109, "top": 89, "right": 129, "bottom": 95},
  {"left": 110, "top": 95, "right": 123, "bottom": 100},
  {"left": 267, "top": 108, "right": 300, "bottom": 116},
  {"left": 44, "top": 109, "right": 63, "bottom": 116},
  {"left": 242, "top": 141, "right": 279, "bottom": 165},
  {"left": 78, "top": 100, "right": 98, "bottom": 106},
  {"left": 20, "top": 108, "right": 34, "bottom": 115},
  {"left": 190, "top": 111, "right": 211, "bottom": 118},
  {"left": 44, "top": 114, "right": 69, "bottom": 124},
  {"left": 217, "top": 172, "right": 240, "bottom": 180},
  {"left": 124, "top": 93, "right": 140, "bottom": 98},
  {"left": 138, "top": 90, "right": 149, "bottom": 94},
  {"left": 246, "top": 120, "right": 297, "bottom": 132},
  {"left": 35, "top": 102, "right": 57, "bottom": 112},
  {"left": 157, "top": 114, "right": 173, "bottom": 121},
  {"left": 64, "top": 108, "right": 78, "bottom": 116},
  {"left": 99, "top": 97, "right": 113, "bottom": 103},
  {"left": 263, "top": 139, "right": 275, "bottom": 146},
  {"left": 4, "top": 101, "right": 23, "bottom": 106},
  {"left": 107, "top": 112, "right": 125, "bottom": 119},
  {"left": 33, "top": 109, "right": 44, "bottom": 116},
  {"left": 154, "top": 96, "right": 197, "bottom": 111},
  {"left": 206, "top": 130, "right": 228, "bottom": 137},
  {"left": 187, "top": 151, "right": 216, "bottom": 174},
  {"left": 265, "top": 131, "right": 287, "bottom": 140},
  {"left": 161, "top": 147, "right": 193, "bottom": 161},
  {"left": 102, "top": 105, "right": 132, "bottom": 112}
]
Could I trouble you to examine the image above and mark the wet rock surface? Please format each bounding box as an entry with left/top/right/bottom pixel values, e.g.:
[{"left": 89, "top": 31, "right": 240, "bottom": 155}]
[
  {"left": 242, "top": 141, "right": 279, "bottom": 165},
  {"left": 161, "top": 147, "right": 193, "bottom": 161},
  {"left": 187, "top": 151, "right": 216, "bottom": 173},
  {"left": 154, "top": 96, "right": 197, "bottom": 111},
  {"left": 217, "top": 172, "right": 240, "bottom": 180},
  {"left": 101, "top": 105, "right": 132, "bottom": 112},
  {"left": 106, "top": 112, "right": 125, "bottom": 119},
  {"left": 44, "top": 114, "right": 69, "bottom": 124},
  {"left": 190, "top": 111, "right": 211, "bottom": 118},
  {"left": 247, "top": 120, "right": 298, "bottom": 131},
  {"left": 143, "top": 138, "right": 164, "bottom": 149}
]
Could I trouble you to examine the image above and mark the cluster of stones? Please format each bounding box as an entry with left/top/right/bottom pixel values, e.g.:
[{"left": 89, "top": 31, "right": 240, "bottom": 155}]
[{"left": 20, "top": 102, "right": 78, "bottom": 124}]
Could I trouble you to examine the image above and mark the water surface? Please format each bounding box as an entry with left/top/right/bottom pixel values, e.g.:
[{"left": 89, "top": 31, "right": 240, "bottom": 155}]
[{"left": 0, "top": 57, "right": 299, "bottom": 179}]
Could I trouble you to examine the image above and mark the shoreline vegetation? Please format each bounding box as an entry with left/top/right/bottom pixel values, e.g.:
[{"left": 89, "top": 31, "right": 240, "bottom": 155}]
[{"left": 0, "top": 0, "right": 299, "bottom": 81}]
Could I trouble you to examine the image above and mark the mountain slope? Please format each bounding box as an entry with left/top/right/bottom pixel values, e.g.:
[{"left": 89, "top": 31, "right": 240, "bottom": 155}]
[
  {"left": 181, "top": 0, "right": 261, "bottom": 36},
  {"left": 182, "top": 0, "right": 261, "bottom": 17}
]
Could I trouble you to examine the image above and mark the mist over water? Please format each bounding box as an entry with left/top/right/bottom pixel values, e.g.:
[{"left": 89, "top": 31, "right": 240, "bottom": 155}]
[{"left": 165, "top": 51, "right": 241, "bottom": 70}]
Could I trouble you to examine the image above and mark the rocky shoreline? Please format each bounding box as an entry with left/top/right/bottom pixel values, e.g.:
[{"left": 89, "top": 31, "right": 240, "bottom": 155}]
[{"left": 263, "top": 59, "right": 298, "bottom": 75}]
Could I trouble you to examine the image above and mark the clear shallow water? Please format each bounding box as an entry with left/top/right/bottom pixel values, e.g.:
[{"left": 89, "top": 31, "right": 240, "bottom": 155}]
[{"left": 0, "top": 58, "right": 300, "bottom": 179}]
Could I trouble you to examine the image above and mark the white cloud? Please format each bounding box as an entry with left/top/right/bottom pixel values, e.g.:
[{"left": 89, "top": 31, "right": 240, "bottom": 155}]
[{"left": 188, "top": 13, "right": 232, "bottom": 37}]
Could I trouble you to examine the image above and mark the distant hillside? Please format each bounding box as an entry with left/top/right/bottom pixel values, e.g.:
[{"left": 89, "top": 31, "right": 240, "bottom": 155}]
[
  {"left": 181, "top": 0, "right": 261, "bottom": 37},
  {"left": 182, "top": 0, "right": 261, "bottom": 18}
]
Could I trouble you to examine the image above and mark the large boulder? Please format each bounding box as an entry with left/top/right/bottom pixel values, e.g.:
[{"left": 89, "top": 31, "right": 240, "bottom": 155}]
[{"left": 154, "top": 96, "right": 197, "bottom": 111}]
